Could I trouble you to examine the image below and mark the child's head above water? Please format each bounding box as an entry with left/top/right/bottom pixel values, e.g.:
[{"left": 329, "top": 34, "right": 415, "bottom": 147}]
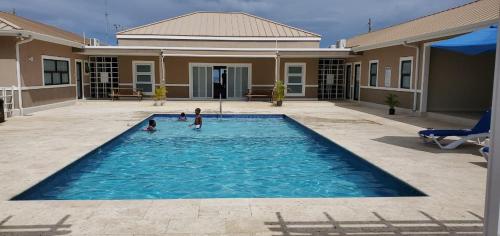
[
  {"left": 148, "top": 119, "right": 156, "bottom": 127},
  {"left": 195, "top": 108, "right": 201, "bottom": 115},
  {"left": 180, "top": 112, "right": 186, "bottom": 117}
]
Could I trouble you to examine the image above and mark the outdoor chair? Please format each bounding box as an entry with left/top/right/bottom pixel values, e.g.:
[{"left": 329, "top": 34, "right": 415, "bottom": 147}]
[{"left": 418, "top": 110, "right": 491, "bottom": 149}]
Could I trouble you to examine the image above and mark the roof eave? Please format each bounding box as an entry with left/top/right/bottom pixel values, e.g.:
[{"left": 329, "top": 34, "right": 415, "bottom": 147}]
[
  {"left": 116, "top": 34, "right": 321, "bottom": 42},
  {"left": 1, "top": 29, "right": 85, "bottom": 48},
  {"left": 349, "top": 19, "right": 498, "bottom": 52}
]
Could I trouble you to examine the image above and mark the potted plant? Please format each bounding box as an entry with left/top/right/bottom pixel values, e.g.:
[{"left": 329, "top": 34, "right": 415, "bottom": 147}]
[
  {"left": 274, "top": 80, "right": 285, "bottom": 106},
  {"left": 385, "top": 93, "right": 399, "bottom": 115},
  {"left": 153, "top": 86, "right": 167, "bottom": 106}
]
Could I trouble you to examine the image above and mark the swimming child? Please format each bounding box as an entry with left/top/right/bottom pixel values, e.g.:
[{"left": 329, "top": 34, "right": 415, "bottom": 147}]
[
  {"left": 178, "top": 112, "right": 187, "bottom": 121},
  {"left": 145, "top": 119, "right": 156, "bottom": 131},
  {"left": 189, "top": 108, "right": 202, "bottom": 129}
]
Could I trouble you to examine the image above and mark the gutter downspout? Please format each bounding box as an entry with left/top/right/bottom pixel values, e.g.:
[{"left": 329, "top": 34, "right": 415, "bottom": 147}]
[
  {"left": 160, "top": 50, "right": 166, "bottom": 87},
  {"left": 15, "top": 34, "right": 33, "bottom": 116},
  {"left": 403, "top": 41, "right": 419, "bottom": 112}
]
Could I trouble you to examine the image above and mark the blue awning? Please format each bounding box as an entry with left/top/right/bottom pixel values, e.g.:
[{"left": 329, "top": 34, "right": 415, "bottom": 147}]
[{"left": 432, "top": 26, "right": 497, "bottom": 55}]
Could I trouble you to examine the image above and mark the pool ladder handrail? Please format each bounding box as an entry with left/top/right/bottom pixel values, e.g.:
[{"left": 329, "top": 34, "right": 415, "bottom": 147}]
[{"left": 219, "top": 93, "right": 222, "bottom": 119}]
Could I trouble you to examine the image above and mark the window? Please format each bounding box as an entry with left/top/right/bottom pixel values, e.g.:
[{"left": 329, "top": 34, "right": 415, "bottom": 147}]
[
  {"left": 133, "top": 61, "right": 155, "bottom": 95},
  {"left": 43, "top": 57, "right": 70, "bottom": 86},
  {"left": 384, "top": 67, "right": 391, "bottom": 87},
  {"left": 400, "top": 58, "right": 413, "bottom": 89},
  {"left": 285, "top": 63, "right": 306, "bottom": 96},
  {"left": 369, "top": 60, "right": 378, "bottom": 87}
]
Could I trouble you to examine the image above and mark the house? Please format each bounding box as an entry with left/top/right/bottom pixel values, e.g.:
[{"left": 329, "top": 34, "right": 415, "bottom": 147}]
[
  {"left": 0, "top": 11, "right": 88, "bottom": 115},
  {"left": 82, "top": 12, "right": 351, "bottom": 100},
  {"left": 1, "top": 0, "right": 499, "bottom": 118},
  {"left": 345, "top": 0, "right": 499, "bottom": 119}
]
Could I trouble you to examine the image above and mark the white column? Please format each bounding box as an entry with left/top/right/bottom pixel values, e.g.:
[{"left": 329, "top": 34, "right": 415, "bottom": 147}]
[
  {"left": 419, "top": 43, "right": 431, "bottom": 113},
  {"left": 484, "top": 17, "right": 500, "bottom": 236},
  {"left": 274, "top": 53, "right": 280, "bottom": 83}
]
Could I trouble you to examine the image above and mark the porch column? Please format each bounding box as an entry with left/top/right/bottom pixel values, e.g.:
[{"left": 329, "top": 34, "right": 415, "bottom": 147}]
[
  {"left": 160, "top": 50, "right": 166, "bottom": 87},
  {"left": 274, "top": 52, "right": 280, "bottom": 83},
  {"left": 484, "top": 16, "right": 500, "bottom": 236},
  {"left": 419, "top": 43, "right": 431, "bottom": 113}
]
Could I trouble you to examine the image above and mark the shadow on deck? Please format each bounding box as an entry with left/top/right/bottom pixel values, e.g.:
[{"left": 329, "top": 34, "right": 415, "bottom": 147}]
[
  {"left": 265, "top": 211, "right": 483, "bottom": 235},
  {"left": 0, "top": 215, "right": 71, "bottom": 235}
]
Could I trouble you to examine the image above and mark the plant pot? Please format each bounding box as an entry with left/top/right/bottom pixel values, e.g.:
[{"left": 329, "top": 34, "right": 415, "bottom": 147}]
[
  {"left": 388, "top": 108, "right": 395, "bottom": 115},
  {"left": 276, "top": 100, "right": 283, "bottom": 106}
]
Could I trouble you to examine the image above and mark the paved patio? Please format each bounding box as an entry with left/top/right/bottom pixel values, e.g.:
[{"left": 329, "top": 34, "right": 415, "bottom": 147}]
[{"left": 0, "top": 100, "right": 487, "bottom": 235}]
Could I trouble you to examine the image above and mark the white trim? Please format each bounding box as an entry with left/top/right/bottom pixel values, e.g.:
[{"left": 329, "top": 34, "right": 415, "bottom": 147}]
[
  {"left": 85, "top": 45, "right": 351, "bottom": 52},
  {"left": 75, "top": 59, "right": 84, "bottom": 100},
  {"left": 116, "top": 34, "right": 321, "bottom": 42},
  {"left": 132, "top": 61, "right": 155, "bottom": 95},
  {"left": 163, "top": 53, "right": 276, "bottom": 58},
  {"left": 22, "top": 99, "right": 76, "bottom": 115},
  {"left": 368, "top": 60, "right": 379, "bottom": 87},
  {"left": 6, "top": 29, "right": 84, "bottom": 48},
  {"left": 41, "top": 55, "right": 72, "bottom": 87},
  {"left": 398, "top": 56, "right": 414, "bottom": 89},
  {"left": 284, "top": 62, "right": 306, "bottom": 97},
  {"left": 16, "top": 36, "right": 34, "bottom": 116},
  {"left": 165, "top": 83, "right": 189, "bottom": 87},
  {"left": 21, "top": 84, "right": 76, "bottom": 90},
  {"left": 252, "top": 84, "right": 275, "bottom": 87},
  {"left": 0, "top": 16, "right": 20, "bottom": 29},
  {"left": 350, "top": 19, "right": 498, "bottom": 52},
  {"left": 360, "top": 86, "right": 421, "bottom": 93},
  {"left": 353, "top": 62, "right": 362, "bottom": 101}
]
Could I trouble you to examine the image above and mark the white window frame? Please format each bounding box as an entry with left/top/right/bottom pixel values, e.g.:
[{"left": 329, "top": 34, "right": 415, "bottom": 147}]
[
  {"left": 285, "top": 62, "right": 306, "bottom": 97},
  {"left": 353, "top": 62, "right": 362, "bottom": 101},
  {"left": 399, "top": 56, "right": 413, "bottom": 89},
  {"left": 132, "top": 61, "right": 155, "bottom": 95},
  {"left": 41, "top": 55, "right": 72, "bottom": 86},
  {"left": 368, "top": 60, "right": 379, "bottom": 87}
]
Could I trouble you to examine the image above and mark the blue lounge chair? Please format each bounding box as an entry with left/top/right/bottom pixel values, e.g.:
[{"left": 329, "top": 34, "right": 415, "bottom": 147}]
[
  {"left": 480, "top": 146, "right": 489, "bottom": 160},
  {"left": 418, "top": 110, "right": 491, "bottom": 149}
]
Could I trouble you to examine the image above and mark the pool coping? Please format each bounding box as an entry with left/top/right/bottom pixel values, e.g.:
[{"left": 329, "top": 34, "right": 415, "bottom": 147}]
[{"left": 11, "top": 112, "right": 426, "bottom": 201}]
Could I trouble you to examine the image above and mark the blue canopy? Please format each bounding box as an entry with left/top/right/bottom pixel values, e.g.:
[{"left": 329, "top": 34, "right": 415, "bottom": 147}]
[{"left": 432, "top": 26, "right": 497, "bottom": 55}]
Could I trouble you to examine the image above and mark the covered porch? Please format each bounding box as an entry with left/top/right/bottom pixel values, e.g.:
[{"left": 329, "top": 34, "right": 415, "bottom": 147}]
[{"left": 77, "top": 46, "right": 352, "bottom": 101}]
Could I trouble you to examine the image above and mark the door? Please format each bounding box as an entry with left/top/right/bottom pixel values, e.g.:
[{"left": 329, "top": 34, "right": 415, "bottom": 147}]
[
  {"left": 345, "top": 64, "right": 352, "bottom": 99},
  {"left": 191, "top": 65, "right": 213, "bottom": 99},
  {"left": 213, "top": 66, "right": 227, "bottom": 99},
  {"left": 354, "top": 64, "right": 360, "bottom": 101},
  {"left": 133, "top": 61, "right": 155, "bottom": 95},
  {"left": 76, "top": 61, "right": 83, "bottom": 99},
  {"left": 227, "top": 66, "right": 249, "bottom": 99}
]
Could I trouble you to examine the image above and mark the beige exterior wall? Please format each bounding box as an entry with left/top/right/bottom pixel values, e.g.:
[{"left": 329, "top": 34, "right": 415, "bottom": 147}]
[
  {"left": 347, "top": 45, "right": 419, "bottom": 108},
  {"left": 161, "top": 56, "right": 318, "bottom": 99},
  {"left": 0, "top": 36, "right": 18, "bottom": 87},
  {"left": 427, "top": 49, "right": 495, "bottom": 112},
  {"left": 17, "top": 40, "right": 87, "bottom": 108},
  {"left": 118, "top": 39, "right": 319, "bottom": 48}
]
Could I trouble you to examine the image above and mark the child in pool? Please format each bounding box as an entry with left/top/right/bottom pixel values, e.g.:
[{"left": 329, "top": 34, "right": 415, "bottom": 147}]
[
  {"left": 178, "top": 112, "right": 187, "bottom": 121},
  {"left": 189, "top": 108, "right": 202, "bottom": 129},
  {"left": 145, "top": 119, "right": 156, "bottom": 131}
]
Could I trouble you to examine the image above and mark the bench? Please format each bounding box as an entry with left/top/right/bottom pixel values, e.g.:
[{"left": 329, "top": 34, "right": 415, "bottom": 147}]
[
  {"left": 245, "top": 89, "right": 273, "bottom": 102},
  {"left": 110, "top": 87, "right": 143, "bottom": 101}
]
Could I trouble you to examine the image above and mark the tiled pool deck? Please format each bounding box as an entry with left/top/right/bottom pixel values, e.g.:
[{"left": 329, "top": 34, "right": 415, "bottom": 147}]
[{"left": 0, "top": 101, "right": 486, "bottom": 235}]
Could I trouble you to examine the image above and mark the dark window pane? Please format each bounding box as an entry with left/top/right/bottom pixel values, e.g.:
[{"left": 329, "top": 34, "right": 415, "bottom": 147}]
[
  {"left": 401, "top": 75, "right": 411, "bottom": 89},
  {"left": 288, "top": 66, "right": 302, "bottom": 74},
  {"left": 136, "top": 64, "right": 151, "bottom": 73},
  {"left": 288, "top": 76, "right": 302, "bottom": 83},
  {"left": 402, "top": 61, "right": 412, "bottom": 74},
  {"left": 44, "top": 73, "right": 52, "bottom": 85},
  {"left": 52, "top": 73, "right": 61, "bottom": 84},
  {"left": 61, "top": 73, "right": 69, "bottom": 84},
  {"left": 43, "top": 59, "right": 56, "bottom": 71},
  {"left": 287, "top": 85, "right": 303, "bottom": 94},
  {"left": 56, "top": 60, "right": 69, "bottom": 72}
]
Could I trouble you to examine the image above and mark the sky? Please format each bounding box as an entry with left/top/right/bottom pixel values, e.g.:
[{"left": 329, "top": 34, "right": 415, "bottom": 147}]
[{"left": 1, "top": 0, "right": 473, "bottom": 47}]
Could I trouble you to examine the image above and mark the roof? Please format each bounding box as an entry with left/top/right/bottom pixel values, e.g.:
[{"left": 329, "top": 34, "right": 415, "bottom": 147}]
[
  {"left": 346, "top": 0, "right": 499, "bottom": 51},
  {"left": 117, "top": 12, "right": 321, "bottom": 38},
  {"left": 0, "top": 11, "right": 84, "bottom": 44}
]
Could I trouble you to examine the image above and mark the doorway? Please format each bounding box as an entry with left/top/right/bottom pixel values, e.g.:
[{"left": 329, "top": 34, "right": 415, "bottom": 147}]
[
  {"left": 354, "top": 63, "right": 361, "bottom": 101},
  {"left": 345, "top": 64, "right": 352, "bottom": 99},
  {"left": 213, "top": 66, "right": 227, "bottom": 99},
  {"left": 76, "top": 60, "right": 83, "bottom": 99}
]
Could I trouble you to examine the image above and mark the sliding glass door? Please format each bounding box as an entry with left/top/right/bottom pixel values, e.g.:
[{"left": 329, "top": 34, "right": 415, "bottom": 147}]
[
  {"left": 227, "top": 66, "right": 249, "bottom": 99},
  {"left": 191, "top": 66, "right": 213, "bottom": 99}
]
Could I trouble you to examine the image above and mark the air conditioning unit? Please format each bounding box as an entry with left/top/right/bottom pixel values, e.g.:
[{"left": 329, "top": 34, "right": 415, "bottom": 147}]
[
  {"left": 336, "top": 39, "right": 347, "bottom": 49},
  {"left": 89, "top": 38, "right": 100, "bottom": 46}
]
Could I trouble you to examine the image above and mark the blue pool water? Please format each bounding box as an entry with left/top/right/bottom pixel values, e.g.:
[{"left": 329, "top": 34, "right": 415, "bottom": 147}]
[{"left": 14, "top": 114, "right": 424, "bottom": 200}]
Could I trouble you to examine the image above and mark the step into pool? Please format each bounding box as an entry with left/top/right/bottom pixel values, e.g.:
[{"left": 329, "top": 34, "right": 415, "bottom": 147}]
[{"left": 13, "top": 114, "right": 425, "bottom": 200}]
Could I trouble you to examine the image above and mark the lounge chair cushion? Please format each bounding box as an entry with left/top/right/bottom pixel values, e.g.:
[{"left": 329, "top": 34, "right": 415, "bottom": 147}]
[{"left": 418, "top": 129, "right": 475, "bottom": 137}]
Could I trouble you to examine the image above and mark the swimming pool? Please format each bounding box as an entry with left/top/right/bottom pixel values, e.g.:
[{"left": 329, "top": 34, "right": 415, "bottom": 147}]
[{"left": 14, "top": 114, "right": 424, "bottom": 200}]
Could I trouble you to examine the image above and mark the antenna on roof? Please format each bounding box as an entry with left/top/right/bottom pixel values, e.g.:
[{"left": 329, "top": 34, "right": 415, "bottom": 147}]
[
  {"left": 368, "top": 18, "right": 372, "bottom": 32},
  {"left": 104, "top": 0, "right": 110, "bottom": 43},
  {"left": 12, "top": 8, "right": 16, "bottom": 15}
]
